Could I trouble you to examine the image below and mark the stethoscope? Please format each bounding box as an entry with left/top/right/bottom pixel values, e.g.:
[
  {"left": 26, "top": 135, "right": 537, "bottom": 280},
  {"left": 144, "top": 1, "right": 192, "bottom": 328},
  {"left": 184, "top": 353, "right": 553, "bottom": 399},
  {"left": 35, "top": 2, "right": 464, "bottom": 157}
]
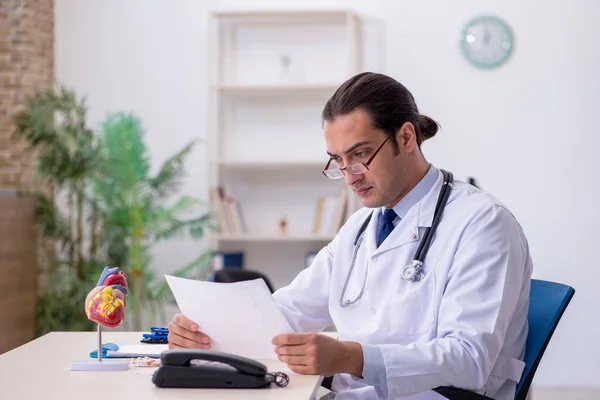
[{"left": 339, "top": 169, "right": 454, "bottom": 307}]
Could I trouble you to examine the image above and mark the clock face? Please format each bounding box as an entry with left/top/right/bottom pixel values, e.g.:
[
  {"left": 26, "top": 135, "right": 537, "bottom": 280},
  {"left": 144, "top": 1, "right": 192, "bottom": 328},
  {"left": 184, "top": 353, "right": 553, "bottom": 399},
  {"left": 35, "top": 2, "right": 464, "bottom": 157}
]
[{"left": 459, "top": 15, "right": 513, "bottom": 69}]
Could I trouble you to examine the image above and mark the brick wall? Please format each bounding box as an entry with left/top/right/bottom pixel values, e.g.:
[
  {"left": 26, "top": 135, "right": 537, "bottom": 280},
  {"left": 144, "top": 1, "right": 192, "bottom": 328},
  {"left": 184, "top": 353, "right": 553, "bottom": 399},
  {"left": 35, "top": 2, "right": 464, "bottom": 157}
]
[
  {"left": 0, "top": 0, "right": 53, "bottom": 352},
  {"left": 0, "top": 0, "right": 54, "bottom": 192}
]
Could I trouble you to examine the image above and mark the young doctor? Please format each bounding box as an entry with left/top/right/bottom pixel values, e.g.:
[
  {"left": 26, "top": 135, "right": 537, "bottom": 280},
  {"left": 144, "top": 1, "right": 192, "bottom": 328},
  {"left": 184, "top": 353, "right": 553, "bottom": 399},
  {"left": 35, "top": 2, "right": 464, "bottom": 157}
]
[{"left": 167, "top": 72, "right": 533, "bottom": 400}]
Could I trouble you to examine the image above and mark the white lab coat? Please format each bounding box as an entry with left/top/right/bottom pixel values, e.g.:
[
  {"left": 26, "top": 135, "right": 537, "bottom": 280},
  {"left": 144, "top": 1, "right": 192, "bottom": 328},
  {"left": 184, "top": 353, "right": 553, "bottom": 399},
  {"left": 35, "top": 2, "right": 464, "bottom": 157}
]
[{"left": 273, "top": 169, "right": 532, "bottom": 400}]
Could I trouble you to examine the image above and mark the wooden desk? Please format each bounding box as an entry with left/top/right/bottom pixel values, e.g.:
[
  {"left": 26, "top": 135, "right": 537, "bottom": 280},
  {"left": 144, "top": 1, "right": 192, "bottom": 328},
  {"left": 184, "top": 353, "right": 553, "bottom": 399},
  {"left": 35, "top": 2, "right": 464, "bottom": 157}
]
[{"left": 0, "top": 331, "right": 324, "bottom": 400}]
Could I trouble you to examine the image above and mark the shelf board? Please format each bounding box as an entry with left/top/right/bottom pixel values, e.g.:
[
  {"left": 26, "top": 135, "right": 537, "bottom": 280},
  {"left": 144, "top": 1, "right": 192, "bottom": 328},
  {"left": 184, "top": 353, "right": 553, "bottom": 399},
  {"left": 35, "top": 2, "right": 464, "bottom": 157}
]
[
  {"left": 214, "top": 84, "right": 339, "bottom": 95},
  {"left": 212, "top": 10, "right": 356, "bottom": 20},
  {"left": 215, "top": 234, "right": 335, "bottom": 242},
  {"left": 218, "top": 161, "right": 325, "bottom": 170},
  {"left": 217, "top": 160, "right": 334, "bottom": 183}
]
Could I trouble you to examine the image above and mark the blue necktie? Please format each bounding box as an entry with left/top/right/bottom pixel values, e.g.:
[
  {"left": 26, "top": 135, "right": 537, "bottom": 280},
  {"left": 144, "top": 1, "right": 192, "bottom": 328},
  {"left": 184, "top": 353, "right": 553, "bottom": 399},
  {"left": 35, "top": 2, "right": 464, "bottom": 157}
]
[{"left": 377, "top": 208, "right": 397, "bottom": 248}]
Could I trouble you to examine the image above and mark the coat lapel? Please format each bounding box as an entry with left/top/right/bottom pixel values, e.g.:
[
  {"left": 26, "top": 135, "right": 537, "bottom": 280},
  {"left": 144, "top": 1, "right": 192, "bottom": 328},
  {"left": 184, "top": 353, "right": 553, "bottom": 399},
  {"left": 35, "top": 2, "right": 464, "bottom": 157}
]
[
  {"left": 371, "top": 170, "right": 444, "bottom": 256},
  {"left": 362, "top": 209, "right": 379, "bottom": 256}
]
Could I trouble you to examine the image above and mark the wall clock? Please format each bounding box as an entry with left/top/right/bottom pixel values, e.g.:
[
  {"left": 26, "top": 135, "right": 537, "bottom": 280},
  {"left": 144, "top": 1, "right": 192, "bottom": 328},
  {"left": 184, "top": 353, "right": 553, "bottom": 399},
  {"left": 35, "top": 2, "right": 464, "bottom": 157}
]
[{"left": 459, "top": 15, "right": 513, "bottom": 69}]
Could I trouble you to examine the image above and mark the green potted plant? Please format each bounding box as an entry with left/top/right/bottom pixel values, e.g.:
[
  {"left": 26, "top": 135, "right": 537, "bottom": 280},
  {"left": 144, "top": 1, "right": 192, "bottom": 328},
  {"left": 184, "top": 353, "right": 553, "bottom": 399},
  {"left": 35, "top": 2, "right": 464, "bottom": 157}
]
[
  {"left": 90, "top": 112, "right": 215, "bottom": 331},
  {"left": 13, "top": 86, "right": 216, "bottom": 334},
  {"left": 12, "top": 86, "right": 102, "bottom": 334}
]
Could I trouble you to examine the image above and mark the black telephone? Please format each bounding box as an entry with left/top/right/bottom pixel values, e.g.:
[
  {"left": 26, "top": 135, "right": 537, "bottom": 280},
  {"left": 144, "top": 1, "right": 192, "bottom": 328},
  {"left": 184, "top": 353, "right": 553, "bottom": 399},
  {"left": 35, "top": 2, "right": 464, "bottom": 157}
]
[{"left": 152, "top": 349, "right": 289, "bottom": 389}]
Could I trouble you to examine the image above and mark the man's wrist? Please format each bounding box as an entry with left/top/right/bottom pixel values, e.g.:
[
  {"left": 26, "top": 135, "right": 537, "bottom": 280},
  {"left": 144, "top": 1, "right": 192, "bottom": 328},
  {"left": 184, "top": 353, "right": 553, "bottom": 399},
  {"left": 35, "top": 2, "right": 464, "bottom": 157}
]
[{"left": 336, "top": 341, "right": 364, "bottom": 377}]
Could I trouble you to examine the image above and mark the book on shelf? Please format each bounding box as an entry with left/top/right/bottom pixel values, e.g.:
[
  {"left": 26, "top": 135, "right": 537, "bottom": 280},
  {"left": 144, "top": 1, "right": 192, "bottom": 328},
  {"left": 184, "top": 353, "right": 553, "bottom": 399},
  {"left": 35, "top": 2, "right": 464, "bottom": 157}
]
[
  {"left": 210, "top": 187, "right": 248, "bottom": 235},
  {"left": 210, "top": 185, "right": 362, "bottom": 238},
  {"left": 313, "top": 187, "right": 361, "bottom": 236},
  {"left": 344, "top": 188, "right": 362, "bottom": 221}
]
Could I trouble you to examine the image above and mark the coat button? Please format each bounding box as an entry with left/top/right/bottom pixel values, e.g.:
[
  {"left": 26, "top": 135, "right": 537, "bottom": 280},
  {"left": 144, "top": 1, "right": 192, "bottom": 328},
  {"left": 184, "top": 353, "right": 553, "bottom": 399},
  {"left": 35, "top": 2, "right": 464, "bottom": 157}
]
[
  {"left": 372, "top": 308, "right": 376, "bottom": 313},
  {"left": 412, "top": 233, "right": 417, "bottom": 239}
]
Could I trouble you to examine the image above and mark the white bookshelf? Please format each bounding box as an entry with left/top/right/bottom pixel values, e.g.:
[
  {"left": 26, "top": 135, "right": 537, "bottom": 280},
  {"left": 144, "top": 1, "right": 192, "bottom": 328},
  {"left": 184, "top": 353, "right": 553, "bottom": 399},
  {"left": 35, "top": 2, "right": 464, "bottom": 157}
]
[
  {"left": 214, "top": 84, "right": 341, "bottom": 94},
  {"left": 208, "top": 10, "right": 363, "bottom": 289},
  {"left": 214, "top": 234, "right": 336, "bottom": 243}
]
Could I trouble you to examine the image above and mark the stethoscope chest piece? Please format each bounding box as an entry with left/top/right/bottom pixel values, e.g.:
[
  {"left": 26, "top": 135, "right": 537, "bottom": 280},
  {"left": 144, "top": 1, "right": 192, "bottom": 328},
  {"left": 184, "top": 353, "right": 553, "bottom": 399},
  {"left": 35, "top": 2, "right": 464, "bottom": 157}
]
[
  {"left": 402, "top": 260, "right": 424, "bottom": 282},
  {"left": 340, "top": 169, "right": 453, "bottom": 306}
]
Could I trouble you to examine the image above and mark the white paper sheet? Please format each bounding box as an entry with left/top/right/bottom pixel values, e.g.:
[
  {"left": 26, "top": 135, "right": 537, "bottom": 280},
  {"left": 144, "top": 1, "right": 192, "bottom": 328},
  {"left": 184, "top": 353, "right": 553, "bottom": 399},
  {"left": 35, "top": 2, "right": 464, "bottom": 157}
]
[{"left": 164, "top": 275, "right": 294, "bottom": 359}]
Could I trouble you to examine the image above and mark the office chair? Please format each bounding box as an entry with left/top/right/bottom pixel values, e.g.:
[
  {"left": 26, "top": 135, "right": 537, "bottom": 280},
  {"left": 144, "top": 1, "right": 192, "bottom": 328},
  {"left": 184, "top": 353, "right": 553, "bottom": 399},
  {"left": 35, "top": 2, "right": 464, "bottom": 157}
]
[
  {"left": 433, "top": 279, "right": 575, "bottom": 400},
  {"left": 212, "top": 268, "right": 276, "bottom": 294}
]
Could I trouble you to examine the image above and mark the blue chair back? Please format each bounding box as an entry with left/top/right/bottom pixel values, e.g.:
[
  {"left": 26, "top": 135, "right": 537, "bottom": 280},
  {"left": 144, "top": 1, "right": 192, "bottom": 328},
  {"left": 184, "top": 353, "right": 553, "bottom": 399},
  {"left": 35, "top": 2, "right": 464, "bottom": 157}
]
[{"left": 515, "top": 279, "right": 575, "bottom": 400}]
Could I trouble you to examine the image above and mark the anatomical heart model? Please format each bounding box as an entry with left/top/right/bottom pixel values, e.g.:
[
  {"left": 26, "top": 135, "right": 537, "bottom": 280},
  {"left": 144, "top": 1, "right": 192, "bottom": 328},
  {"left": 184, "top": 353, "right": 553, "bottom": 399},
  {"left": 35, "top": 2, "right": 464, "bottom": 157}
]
[
  {"left": 69, "top": 266, "right": 131, "bottom": 371},
  {"left": 85, "top": 266, "right": 128, "bottom": 328}
]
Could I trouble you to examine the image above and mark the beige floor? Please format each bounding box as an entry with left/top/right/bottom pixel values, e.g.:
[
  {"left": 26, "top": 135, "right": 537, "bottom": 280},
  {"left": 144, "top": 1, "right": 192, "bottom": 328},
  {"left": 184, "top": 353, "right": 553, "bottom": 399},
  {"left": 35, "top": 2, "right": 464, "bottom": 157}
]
[{"left": 529, "top": 387, "right": 600, "bottom": 400}]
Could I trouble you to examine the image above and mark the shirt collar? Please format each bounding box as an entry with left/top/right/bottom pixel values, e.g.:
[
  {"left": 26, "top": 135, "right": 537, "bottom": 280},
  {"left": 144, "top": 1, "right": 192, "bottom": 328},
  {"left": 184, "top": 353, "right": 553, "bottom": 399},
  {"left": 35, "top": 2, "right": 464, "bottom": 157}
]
[{"left": 381, "top": 164, "right": 439, "bottom": 220}]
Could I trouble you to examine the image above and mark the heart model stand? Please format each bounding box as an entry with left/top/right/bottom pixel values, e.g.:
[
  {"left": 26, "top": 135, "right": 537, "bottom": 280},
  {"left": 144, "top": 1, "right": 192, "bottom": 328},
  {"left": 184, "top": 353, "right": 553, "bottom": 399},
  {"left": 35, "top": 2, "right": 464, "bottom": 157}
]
[{"left": 70, "top": 266, "right": 130, "bottom": 371}]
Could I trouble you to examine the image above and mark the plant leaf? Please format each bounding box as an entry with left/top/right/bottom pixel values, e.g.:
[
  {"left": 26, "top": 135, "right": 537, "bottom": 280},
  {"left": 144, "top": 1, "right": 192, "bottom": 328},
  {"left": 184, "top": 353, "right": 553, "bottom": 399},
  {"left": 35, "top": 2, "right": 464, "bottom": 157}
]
[
  {"left": 150, "top": 140, "right": 196, "bottom": 200},
  {"left": 154, "top": 212, "right": 215, "bottom": 241},
  {"left": 153, "top": 250, "right": 213, "bottom": 300},
  {"left": 97, "top": 113, "right": 151, "bottom": 191}
]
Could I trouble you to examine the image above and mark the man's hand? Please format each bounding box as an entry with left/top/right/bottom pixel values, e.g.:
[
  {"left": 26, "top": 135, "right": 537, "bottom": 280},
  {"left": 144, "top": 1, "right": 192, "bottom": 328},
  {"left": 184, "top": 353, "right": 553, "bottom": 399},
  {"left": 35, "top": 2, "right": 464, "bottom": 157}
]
[
  {"left": 272, "top": 333, "right": 364, "bottom": 377},
  {"left": 167, "top": 313, "right": 211, "bottom": 350}
]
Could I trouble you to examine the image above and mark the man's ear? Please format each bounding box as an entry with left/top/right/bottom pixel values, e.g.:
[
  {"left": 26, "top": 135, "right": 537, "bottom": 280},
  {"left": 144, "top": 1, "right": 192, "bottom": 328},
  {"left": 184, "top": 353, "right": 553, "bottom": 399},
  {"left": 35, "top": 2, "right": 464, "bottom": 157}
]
[{"left": 398, "top": 122, "right": 417, "bottom": 153}]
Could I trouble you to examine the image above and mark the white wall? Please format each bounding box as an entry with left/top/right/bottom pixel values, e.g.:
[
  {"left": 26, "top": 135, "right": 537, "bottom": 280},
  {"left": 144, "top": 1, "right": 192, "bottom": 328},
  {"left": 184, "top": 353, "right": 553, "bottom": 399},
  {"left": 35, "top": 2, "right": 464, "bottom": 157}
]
[{"left": 55, "top": 0, "right": 600, "bottom": 389}]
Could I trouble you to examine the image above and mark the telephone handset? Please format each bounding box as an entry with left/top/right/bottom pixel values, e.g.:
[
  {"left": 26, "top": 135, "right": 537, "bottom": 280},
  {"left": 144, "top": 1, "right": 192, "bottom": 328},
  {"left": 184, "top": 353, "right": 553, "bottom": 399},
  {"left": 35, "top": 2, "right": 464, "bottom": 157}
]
[{"left": 152, "top": 349, "right": 290, "bottom": 389}]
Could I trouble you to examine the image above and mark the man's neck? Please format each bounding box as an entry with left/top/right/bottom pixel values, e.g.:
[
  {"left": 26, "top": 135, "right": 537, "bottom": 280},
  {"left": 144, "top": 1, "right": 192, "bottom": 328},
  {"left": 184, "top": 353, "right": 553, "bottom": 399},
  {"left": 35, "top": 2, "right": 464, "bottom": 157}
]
[{"left": 385, "top": 161, "right": 431, "bottom": 208}]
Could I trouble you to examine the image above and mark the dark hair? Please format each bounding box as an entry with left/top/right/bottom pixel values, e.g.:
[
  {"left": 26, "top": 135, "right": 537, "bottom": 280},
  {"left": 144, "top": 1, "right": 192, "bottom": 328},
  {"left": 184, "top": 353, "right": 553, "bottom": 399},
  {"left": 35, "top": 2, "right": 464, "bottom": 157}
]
[{"left": 321, "top": 72, "right": 439, "bottom": 151}]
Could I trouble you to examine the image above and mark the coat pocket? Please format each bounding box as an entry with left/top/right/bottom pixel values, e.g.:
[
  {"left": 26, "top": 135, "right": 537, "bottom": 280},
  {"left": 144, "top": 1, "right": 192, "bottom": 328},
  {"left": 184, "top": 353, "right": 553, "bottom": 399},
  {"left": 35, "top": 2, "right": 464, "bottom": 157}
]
[{"left": 387, "top": 269, "right": 437, "bottom": 336}]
